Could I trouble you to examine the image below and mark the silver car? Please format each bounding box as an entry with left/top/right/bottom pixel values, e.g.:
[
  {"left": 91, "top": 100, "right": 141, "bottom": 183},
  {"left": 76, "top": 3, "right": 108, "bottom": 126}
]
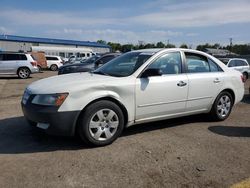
[
  {"left": 227, "top": 58, "right": 250, "bottom": 80},
  {"left": 0, "top": 52, "right": 39, "bottom": 78}
]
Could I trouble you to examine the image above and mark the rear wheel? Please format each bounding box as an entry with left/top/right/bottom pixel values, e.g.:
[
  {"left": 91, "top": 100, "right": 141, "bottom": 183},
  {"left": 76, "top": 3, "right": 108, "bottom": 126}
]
[
  {"left": 209, "top": 91, "right": 233, "bottom": 121},
  {"left": 77, "top": 100, "right": 124, "bottom": 146},
  {"left": 50, "top": 64, "right": 58, "bottom": 71},
  {"left": 18, "top": 67, "right": 30, "bottom": 79}
]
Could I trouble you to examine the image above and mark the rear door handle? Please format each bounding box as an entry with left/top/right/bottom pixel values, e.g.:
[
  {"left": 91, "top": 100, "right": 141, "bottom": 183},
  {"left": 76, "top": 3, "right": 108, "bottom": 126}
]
[
  {"left": 214, "top": 78, "right": 220, "bottom": 83},
  {"left": 177, "top": 81, "right": 187, "bottom": 87}
]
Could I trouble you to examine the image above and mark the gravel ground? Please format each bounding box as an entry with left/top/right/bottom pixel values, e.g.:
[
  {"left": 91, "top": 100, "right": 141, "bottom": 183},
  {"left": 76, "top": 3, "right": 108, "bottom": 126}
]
[{"left": 0, "top": 71, "right": 249, "bottom": 188}]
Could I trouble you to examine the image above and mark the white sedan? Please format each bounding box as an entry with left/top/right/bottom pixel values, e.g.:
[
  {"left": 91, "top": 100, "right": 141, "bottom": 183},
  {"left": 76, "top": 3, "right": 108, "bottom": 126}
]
[{"left": 22, "top": 48, "right": 244, "bottom": 146}]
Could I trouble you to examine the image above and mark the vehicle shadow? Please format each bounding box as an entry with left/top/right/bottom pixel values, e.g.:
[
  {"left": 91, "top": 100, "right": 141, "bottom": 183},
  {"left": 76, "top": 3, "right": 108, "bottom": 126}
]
[
  {"left": 0, "top": 114, "right": 210, "bottom": 154},
  {"left": 0, "top": 116, "right": 85, "bottom": 154},
  {"left": 123, "top": 114, "right": 210, "bottom": 137},
  {"left": 208, "top": 126, "right": 250, "bottom": 137},
  {"left": 0, "top": 76, "right": 33, "bottom": 80}
]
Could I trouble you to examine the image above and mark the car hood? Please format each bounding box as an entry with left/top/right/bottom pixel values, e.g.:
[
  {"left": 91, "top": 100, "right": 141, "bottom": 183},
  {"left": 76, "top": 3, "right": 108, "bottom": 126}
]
[{"left": 27, "top": 72, "right": 122, "bottom": 94}]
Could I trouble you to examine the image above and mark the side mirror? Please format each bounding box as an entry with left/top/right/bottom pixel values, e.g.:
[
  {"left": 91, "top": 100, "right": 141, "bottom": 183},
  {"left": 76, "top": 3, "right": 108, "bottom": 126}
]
[{"left": 141, "top": 68, "right": 162, "bottom": 78}]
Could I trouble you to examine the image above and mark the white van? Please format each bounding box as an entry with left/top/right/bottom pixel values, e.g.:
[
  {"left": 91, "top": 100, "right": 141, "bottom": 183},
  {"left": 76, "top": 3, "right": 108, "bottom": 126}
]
[{"left": 31, "top": 46, "right": 94, "bottom": 61}]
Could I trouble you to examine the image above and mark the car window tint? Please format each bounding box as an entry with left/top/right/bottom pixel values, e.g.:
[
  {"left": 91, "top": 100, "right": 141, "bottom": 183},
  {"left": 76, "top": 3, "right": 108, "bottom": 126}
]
[
  {"left": 235, "top": 60, "right": 247, "bottom": 66},
  {"left": 97, "top": 51, "right": 153, "bottom": 77},
  {"left": 3, "top": 54, "right": 20, "bottom": 61},
  {"left": 208, "top": 59, "right": 223, "bottom": 72},
  {"left": 19, "top": 54, "right": 27, "bottom": 60},
  {"left": 185, "top": 53, "right": 209, "bottom": 73},
  {"left": 148, "top": 52, "right": 182, "bottom": 75},
  {"left": 100, "top": 56, "right": 114, "bottom": 64},
  {"left": 228, "top": 60, "right": 236, "bottom": 67},
  {"left": 0, "top": 54, "right": 3, "bottom": 60},
  {"left": 46, "top": 57, "right": 58, "bottom": 60}
]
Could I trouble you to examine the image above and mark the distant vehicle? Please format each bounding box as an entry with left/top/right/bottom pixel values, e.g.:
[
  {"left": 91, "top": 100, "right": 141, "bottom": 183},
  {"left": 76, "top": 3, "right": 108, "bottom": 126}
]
[
  {"left": 226, "top": 58, "right": 250, "bottom": 80},
  {"left": 22, "top": 48, "right": 244, "bottom": 146},
  {"left": 31, "top": 46, "right": 94, "bottom": 61},
  {"left": 58, "top": 53, "right": 120, "bottom": 75},
  {"left": 45, "top": 55, "right": 64, "bottom": 71},
  {"left": 29, "top": 52, "right": 47, "bottom": 72},
  {"left": 63, "top": 54, "right": 101, "bottom": 66},
  {"left": 0, "top": 52, "right": 39, "bottom": 79}
]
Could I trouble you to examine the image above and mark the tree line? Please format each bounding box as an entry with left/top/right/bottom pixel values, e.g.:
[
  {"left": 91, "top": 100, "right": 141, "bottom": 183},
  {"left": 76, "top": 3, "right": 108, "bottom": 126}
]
[{"left": 97, "top": 40, "right": 250, "bottom": 55}]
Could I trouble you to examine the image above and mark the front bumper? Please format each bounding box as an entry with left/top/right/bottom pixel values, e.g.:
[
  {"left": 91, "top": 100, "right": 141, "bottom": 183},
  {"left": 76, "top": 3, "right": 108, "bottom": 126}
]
[{"left": 21, "top": 98, "right": 80, "bottom": 136}]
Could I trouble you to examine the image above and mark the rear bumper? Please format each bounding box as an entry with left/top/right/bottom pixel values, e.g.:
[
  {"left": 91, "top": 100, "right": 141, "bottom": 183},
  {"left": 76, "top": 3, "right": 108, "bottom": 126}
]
[
  {"left": 30, "top": 67, "right": 39, "bottom": 74},
  {"left": 21, "top": 100, "right": 80, "bottom": 136}
]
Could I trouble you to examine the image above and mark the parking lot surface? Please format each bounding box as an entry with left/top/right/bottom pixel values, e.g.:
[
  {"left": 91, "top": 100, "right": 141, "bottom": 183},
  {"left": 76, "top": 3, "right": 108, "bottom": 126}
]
[{"left": 0, "top": 71, "right": 249, "bottom": 188}]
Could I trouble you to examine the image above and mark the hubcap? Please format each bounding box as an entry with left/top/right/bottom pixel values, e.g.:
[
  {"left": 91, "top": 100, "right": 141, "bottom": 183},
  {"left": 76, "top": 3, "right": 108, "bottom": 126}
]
[
  {"left": 89, "top": 109, "right": 119, "bottom": 141},
  {"left": 51, "top": 65, "right": 57, "bottom": 71},
  {"left": 217, "top": 95, "right": 231, "bottom": 118},
  {"left": 19, "top": 69, "right": 29, "bottom": 78}
]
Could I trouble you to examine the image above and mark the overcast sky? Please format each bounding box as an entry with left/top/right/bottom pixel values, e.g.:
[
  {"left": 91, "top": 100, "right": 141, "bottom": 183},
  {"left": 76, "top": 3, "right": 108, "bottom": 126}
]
[{"left": 0, "top": 0, "right": 250, "bottom": 46}]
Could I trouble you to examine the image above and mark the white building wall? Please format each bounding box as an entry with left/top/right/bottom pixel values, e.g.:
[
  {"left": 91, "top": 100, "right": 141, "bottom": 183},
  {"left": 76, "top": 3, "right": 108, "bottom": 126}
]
[{"left": 0, "top": 41, "right": 110, "bottom": 53}]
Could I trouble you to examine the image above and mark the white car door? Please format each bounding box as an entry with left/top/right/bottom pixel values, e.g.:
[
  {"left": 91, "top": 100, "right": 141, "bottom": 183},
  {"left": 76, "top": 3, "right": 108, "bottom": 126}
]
[
  {"left": 184, "top": 52, "right": 224, "bottom": 112},
  {"left": 1, "top": 54, "right": 18, "bottom": 73},
  {"left": 135, "top": 52, "right": 188, "bottom": 121}
]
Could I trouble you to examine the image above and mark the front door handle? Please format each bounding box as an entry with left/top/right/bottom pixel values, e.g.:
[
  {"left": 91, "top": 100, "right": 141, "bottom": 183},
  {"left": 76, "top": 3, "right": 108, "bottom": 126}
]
[
  {"left": 214, "top": 78, "right": 220, "bottom": 83},
  {"left": 177, "top": 81, "right": 187, "bottom": 87}
]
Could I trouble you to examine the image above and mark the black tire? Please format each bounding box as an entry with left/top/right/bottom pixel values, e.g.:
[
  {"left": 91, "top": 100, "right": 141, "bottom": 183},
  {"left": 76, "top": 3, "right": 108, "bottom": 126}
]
[
  {"left": 77, "top": 100, "right": 124, "bottom": 146},
  {"left": 209, "top": 91, "right": 233, "bottom": 121},
  {"left": 50, "top": 64, "right": 58, "bottom": 71},
  {"left": 17, "top": 67, "right": 30, "bottom": 79},
  {"left": 243, "top": 72, "right": 248, "bottom": 81}
]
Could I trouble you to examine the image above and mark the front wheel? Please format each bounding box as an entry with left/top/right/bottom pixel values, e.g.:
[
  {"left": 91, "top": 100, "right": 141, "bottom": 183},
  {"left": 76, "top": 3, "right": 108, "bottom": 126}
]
[
  {"left": 209, "top": 91, "right": 233, "bottom": 121},
  {"left": 18, "top": 68, "right": 30, "bottom": 79},
  {"left": 77, "top": 100, "right": 124, "bottom": 146}
]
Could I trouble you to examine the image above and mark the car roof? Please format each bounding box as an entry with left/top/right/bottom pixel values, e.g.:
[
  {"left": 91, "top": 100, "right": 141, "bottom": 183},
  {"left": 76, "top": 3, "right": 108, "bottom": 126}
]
[
  {"left": 45, "top": 55, "right": 60, "bottom": 58},
  {"left": 228, "top": 58, "right": 247, "bottom": 61},
  {"left": 0, "top": 51, "right": 27, "bottom": 55},
  {"left": 132, "top": 48, "right": 210, "bottom": 54}
]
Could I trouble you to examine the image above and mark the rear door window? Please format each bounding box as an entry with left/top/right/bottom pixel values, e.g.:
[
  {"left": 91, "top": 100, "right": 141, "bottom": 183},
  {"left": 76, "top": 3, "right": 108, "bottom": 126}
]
[
  {"left": 3, "top": 54, "right": 20, "bottom": 61},
  {"left": 185, "top": 52, "right": 222, "bottom": 73},
  {"left": 185, "top": 53, "right": 209, "bottom": 73},
  {"left": 208, "top": 59, "right": 223, "bottom": 72}
]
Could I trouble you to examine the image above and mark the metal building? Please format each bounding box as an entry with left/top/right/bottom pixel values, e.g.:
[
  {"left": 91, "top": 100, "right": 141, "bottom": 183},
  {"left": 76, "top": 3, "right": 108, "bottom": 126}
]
[{"left": 0, "top": 35, "right": 111, "bottom": 54}]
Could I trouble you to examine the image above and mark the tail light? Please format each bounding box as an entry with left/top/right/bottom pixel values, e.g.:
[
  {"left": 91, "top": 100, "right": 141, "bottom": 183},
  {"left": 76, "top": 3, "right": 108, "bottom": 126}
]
[
  {"left": 241, "top": 75, "right": 246, "bottom": 83},
  {"left": 30, "top": 61, "right": 37, "bottom": 67}
]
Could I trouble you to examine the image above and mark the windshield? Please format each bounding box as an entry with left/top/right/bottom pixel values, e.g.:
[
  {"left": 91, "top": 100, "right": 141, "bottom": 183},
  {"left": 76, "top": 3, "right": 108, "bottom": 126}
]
[
  {"left": 92, "top": 51, "right": 153, "bottom": 77},
  {"left": 81, "top": 55, "right": 100, "bottom": 64}
]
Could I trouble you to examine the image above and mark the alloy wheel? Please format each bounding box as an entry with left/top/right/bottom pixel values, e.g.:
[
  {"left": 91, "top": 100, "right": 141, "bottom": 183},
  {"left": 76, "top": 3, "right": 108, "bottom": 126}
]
[
  {"left": 19, "top": 68, "right": 29, "bottom": 79},
  {"left": 217, "top": 95, "right": 231, "bottom": 118}
]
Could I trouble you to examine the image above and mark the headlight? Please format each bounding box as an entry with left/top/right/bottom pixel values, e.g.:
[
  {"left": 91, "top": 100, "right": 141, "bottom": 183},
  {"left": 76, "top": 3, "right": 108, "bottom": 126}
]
[
  {"left": 32, "top": 93, "right": 68, "bottom": 106},
  {"left": 22, "top": 89, "right": 31, "bottom": 105}
]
